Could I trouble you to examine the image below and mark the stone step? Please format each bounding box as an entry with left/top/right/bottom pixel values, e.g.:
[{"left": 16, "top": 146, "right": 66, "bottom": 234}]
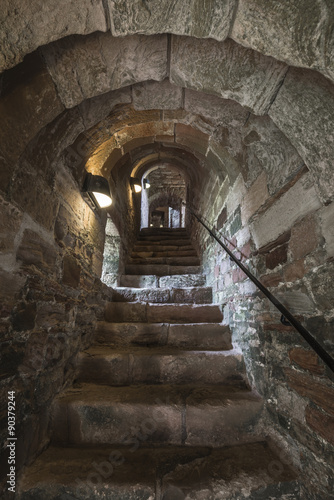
[
  {"left": 95, "top": 322, "right": 233, "bottom": 350},
  {"left": 131, "top": 249, "right": 197, "bottom": 258},
  {"left": 128, "top": 256, "right": 201, "bottom": 266},
  {"left": 110, "top": 286, "right": 212, "bottom": 304},
  {"left": 76, "top": 346, "right": 247, "bottom": 387},
  {"left": 104, "top": 302, "right": 224, "bottom": 324},
  {"left": 50, "top": 384, "right": 263, "bottom": 447},
  {"left": 17, "top": 442, "right": 300, "bottom": 500},
  {"left": 119, "top": 273, "right": 206, "bottom": 288},
  {"left": 141, "top": 227, "right": 188, "bottom": 234},
  {"left": 124, "top": 264, "right": 201, "bottom": 276},
  {"left": 136, "top": 238, "right": 192, "bottom": 246},
  {"left": 133, "top": 244, "right": 194, "bottom": 252}
]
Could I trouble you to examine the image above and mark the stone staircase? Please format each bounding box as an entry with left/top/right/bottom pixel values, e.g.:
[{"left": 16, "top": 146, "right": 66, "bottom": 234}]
[{"left": 17, "top": 228, "right": 300, "bottom": 499}]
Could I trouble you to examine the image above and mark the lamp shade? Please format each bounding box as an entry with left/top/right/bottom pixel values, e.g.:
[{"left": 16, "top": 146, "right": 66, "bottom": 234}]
[
  {"left": 131, "top": 177, "right": 142, "bottom": 193},
  {"left": 83, "top": 173, "right": 112, "bottom": 209},
  {"left": 143, "top": 178, "right": 151, "bottom": 189}
]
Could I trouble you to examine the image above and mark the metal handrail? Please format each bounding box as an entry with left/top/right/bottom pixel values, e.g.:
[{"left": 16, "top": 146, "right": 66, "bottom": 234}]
[{"left": 189, "top": 207, "right": 334, "bottom": 374}]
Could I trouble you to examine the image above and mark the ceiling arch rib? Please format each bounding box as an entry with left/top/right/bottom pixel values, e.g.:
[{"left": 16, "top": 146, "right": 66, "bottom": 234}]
[{"left": 1, "top": 0, "right": 333, "bottom": 83}]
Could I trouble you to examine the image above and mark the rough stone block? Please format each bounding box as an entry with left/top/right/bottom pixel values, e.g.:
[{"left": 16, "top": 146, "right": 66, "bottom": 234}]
[
  {"left": 170, "top": 36, "right": 287, "bottom": 115},
  {"left": 16, "top": 229, "right": 58, "bottom": 272},
  {"left": 306, "top": 406, "right": 334, "bottom": 447},
  {"left": 0, "top": 196, "right": 23, "bottom": 255},
  {"left": 62, "top": 255, "right": 81, "bottom": 288},
  {"left": 147, "top": 304, "right": 223, "bottom": 324},
  {"left": 231, "top": 0, "right": 334, "bottom": 82},
  {"left": 104, "top": 302, "right": 147, "bottom": 323},
  {"left": 0, "top": 0, "right": 108, "bottom": 72},
  {"left": 310, "top": 262, "right": 334, "bottom": 311},
  {"left": 284, "top": 260, "right": 305, "bottom": 282},
  {"left": 12, "top": 171, "right": 58, "bottom": 232},
  {"left": 241, "top": 172, "right": 269, "bottom": 224},
  {"left": 175, "top": 123, "right": 209, "bottom": 157},
  {"left": 109, "top": 0, "right": 236, "bottom": 40},
  {"left": 185, "top": 388, "right": 263, "bottom": 447},
  {"left": 42, "top": 33, "right": 168, "bottom": 108},
  {"left": 289, "top": 214, "right": 318, "bottom": 260},
  {"left": 95, "top": 322, "right": 169, "bottom": 347},
  {"left": 77, "top": 349, "right": 130, "bottom": 386},
  {"left": 285, "top": 368, "right": 334, "bottom": 417},
  {"left": 266, "top": 244, "right": 288, "bottom": 270},
  {"left": 320, "top": 202, "right": 334, "bottom": 258},
  {"left": 168, "top": 323, "right": 232, "bottom": 350},
  {"left": 51, "top": 384, "right": 183, "bottom": 446},
  {"left": 251, "top": 174, "right": 322, "bottom": 249},
  {"left": 289, "top": 348, "right": 324, "bottom": 376},
  {"left": 0, "top": 54, "right": 64, "bottom": 166},
  {"left": 269, "top": 68, "right": 334, "bottom": 203},
  {"left": 133, "top": 79, "right": 182, "bottom": 110},
  {"left": 120, "top": 274, "right": 158, "bottom": 288}
]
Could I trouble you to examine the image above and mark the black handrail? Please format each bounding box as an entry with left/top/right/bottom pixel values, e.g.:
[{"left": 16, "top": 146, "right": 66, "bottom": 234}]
[{"left": 190, "top": 208, "right": 334, "bottom": 374}]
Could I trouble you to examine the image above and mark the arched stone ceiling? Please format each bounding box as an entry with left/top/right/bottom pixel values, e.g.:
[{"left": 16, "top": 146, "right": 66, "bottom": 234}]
[
  {"left": 1, "top": 25, "right": 334, "bottom": 205},
  {"left": 1, "top": 0, "right": 333, "bottom": 82}
]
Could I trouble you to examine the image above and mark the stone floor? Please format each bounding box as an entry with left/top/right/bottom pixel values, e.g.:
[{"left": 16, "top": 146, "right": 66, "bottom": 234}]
[{"left": 17, "top": 228, "right": 301, "bottom": 499}]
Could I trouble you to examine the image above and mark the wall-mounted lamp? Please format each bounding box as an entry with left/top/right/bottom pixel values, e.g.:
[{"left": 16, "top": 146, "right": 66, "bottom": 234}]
[
  {"left": 143, "top": 178, "right": 151, "bottom": 190},
  {"left": 82, "top": 173, "right": 112, "bottom": 209},
  {"left": 130, "top": 177, "right": 142, "bottom": 193}
]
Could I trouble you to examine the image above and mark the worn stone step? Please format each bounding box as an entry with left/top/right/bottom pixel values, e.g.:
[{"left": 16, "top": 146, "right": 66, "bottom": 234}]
[
  {"left": 110, "top": 286, "right": 212, "bottom": 304},
  {"left": 95, "top": 322, "right": 233, "bottom": 350},
  {"left": 51, "top": 384, "right": 263, "bottom": 447},
  {"left": 133, "top": 244, "right": 194, "bottom": 252},
  {"left": 119, "top": 273, "right": 206, "bottom": 288},
  {"left": 76, "top": 346, "right": 247, "bottom": 387},
  {"left": 17, "top": 442, "right": 300, "bottom": 500},
  {"left": 128, "top": 256, "right": 201, "bottom": 266},
  {"left": 104, "top": 302, "right": 223, "bottom": 324},
  {"left": 136, "top": 238, "right": 192, "bottom": 246},
  {"left": 131, "top": 249, "right": 197, "bottom": 258},
  {"left": 124, "top": 264, "right": 201, "bottom": 276}
]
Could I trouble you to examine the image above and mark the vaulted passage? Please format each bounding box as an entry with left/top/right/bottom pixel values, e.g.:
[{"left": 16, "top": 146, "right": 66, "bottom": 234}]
[{"left": 0, "top": 2, "right": 334, "bottom": 499}]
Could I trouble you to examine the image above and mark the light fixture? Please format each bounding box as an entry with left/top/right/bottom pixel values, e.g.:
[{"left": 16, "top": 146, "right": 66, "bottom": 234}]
[
  {"left": 130, "top": 177, "right": 142, "bottom": 193},
  {"left": 82, "top": 173, "right": 112, "bottom": 209},
  {"left": 143, "top": 178, "right": 150, "bottom": 189}
]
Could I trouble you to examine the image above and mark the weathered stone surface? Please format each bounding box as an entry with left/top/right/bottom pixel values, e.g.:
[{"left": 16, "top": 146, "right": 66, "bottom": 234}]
[
  {"left": 320, "top": 202, "right": 334, "bottom": 258},
  {"left": 266, "top": 244, "right": 288, "bottom": 270},
  {"left": 0, "top": 196, "right": 23, "bottom": 255},
  {"left": 77, "top": 346, "right": 246, "bottom": 386},
  {"left": 43, "top": 33, "right": 168, "bottom": 108},
  {"left": 147, "top": 304, "right": 223, "bottom": 324},
  {"left": 109, "top": 0, "right": 236, "bottom": 40},
  {"left": 185, "top": 388, "right": 263, "bottom": 447},
  {"left": 125, "top": 264, "right": 201, "bottom": 276},
  {"left": 120, "top": 274, "right": 159, "bottom": 288},
  {"left": 184, "top": 89, "right": 249, "bottom": 128},
  {"left": 0, "top": 0, "right": 108, "bottom": 72},
  {"left": 95, "top": 322, "right": 169, "bottom": 347},
  {"left": 51, "top": 384, "right": 183, "bottom": 445},
  {"left": 0, "top": 54, "right": 64, "bottom": 166},
  {"left": 168, "top": 324, "right": 232, "bottom": 350},
  {"left": 244, "top": 115, "right": 304, "bottom": 195},
  {"left": 16, "top": 229, "right": 58, "bottom": 272},
  {"left": 284, "top": 260, "right": 305, "bottom": 283},
  {"left": 285, "top": 368, "right": 334, "bottom": 416},
  {"left": 241, "top": 171, "right": 269, "bottom": 224},
  {"left": 251, "top": 174, "right": 322, "bottom": 249},
  {"left": 310, "top": 262, "right": 334, "bottom": 311},
  {"left": 62, "top": 255, "right": 81, "bottom": 288},
  {"left": 306, "top": 406, "right": 334, "bottom": 447},
  {"left": 170, "top": 36, "right": 287, "bottom": 115},
  {"left": 232, "top": 0, "right": 334, "bottom": 82},
  {"left": 269, "top": 68, "right": 334, "bottom": 203},
  {"left": 11, "top": 164, "right": 59, "bottom": 231},
  {"left": 79, "top": 87, "right": 132, "bottom": 129},
  {"left": 105, "top": 302, "right": 147, "bottom": 323},
  {"left": 289, "top": 348, "right": 324, "bottom": 375},
  {"left": 133, "top": 79, "right": 182, "bottom": 110},
  {"left": 289, "top": 214, "right": 319, "bottom": 260}
]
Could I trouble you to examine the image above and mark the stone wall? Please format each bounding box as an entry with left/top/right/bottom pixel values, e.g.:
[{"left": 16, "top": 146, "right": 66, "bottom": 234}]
[
  {"left": 192, "top": 137, "right": 334, "bottom": 498},
  {"left": 0, "top": 153, "right": 113, "bottom": 491}
]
